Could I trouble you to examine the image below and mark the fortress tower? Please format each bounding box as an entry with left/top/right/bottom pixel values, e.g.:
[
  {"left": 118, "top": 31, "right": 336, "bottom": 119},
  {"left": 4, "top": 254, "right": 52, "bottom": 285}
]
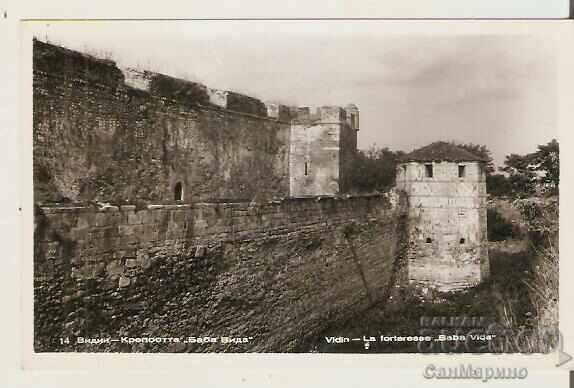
[
  {"left": 288, "top": 105, "right": 359, "bottom": 196},
  {"left": 395, "top": 142, "right": 490, "bottom": 292}
]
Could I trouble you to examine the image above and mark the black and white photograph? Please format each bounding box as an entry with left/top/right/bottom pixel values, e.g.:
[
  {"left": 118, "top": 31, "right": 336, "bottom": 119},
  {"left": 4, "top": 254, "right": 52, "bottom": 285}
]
[{"left": 29, "top": 20, "right": 559, "bottom": 355}]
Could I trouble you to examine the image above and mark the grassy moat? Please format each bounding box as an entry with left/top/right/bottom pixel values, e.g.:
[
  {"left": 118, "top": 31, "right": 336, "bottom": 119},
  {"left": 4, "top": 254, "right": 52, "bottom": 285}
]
[{"left": 299, "top": 244, "right": 556, "bottom": 354}]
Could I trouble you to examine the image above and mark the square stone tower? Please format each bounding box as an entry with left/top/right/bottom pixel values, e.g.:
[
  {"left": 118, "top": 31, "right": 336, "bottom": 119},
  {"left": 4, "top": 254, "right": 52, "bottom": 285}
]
[
  {"left": 288, "top": 105, "right": 359, "bottom": 196},
  {"left": 395, "top": 142, "right": 490, "bottom": 292}
]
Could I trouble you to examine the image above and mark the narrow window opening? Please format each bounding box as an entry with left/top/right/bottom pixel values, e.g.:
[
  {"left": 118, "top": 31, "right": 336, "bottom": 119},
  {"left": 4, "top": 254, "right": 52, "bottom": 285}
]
[
  {"left": 424, "top": 164, "right": 433, "bottom": 178},
  {"left": 304, "top": 162, "right": 308, "bottom": 176},
  {"left": 425, "top": 237, "right": 432, "bottom": 243},
  {"left": 458, "top": 165, "right": 466, "bottom": 178},
  {"left": 350, "top": 113, "right": 356, "bottom": 129},
  {"left": 460, "top": 238, "right": 465, "bottom": 244},
  {"left": 174, "top": 182, "right": 183, "bottom": 201}
]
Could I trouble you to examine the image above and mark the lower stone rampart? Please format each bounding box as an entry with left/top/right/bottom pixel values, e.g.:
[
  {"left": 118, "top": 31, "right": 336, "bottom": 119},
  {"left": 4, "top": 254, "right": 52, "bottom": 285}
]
[{"left": 34, "top": 193, "right": 407, "bottom": 352}]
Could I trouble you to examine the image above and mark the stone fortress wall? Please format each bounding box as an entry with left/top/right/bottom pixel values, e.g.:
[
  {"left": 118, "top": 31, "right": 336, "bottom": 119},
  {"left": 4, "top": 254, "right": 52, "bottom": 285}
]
[
  {"left": 32, "top": 40, "right": 398, "bottom": 353},
  {"left": 34, "top": 195, "right": 408, "bottom": 352},
  {"left": 33, "top": 39, "right": 358, "bottom": 205}
]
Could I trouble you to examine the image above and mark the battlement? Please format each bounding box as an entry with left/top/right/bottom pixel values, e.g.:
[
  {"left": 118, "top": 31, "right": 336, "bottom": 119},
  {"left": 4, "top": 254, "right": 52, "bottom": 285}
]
[
  {"left": 35, "top": 39, "right": 268, "bottom": 118},
  {"left": 285, "top": 105, "right": 359, "bottom": 126},
  {"left": 34, "top": 39, "right": 359, "bottom": 128}
]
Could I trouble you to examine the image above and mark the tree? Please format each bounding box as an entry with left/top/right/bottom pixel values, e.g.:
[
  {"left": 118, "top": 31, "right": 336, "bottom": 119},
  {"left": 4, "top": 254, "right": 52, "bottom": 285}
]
[
  {"left": 531, "top": 139, "right": 559, "bottom": 194},
  {"left": 486, "top": 174, "right": 513, "bottom": 197},
  {"left": 499, "top": 139, "right": 559, "bottom": 197},
  {"left": 349, "top": 146, "right": 404, "bottom": 193},
  {"left": 499, "top": 153, "right": 538, "bottom": 198}
]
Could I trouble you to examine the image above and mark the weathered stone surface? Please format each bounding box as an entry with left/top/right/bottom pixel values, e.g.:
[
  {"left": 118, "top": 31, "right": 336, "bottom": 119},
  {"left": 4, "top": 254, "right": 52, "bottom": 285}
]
[
  {"left": 33, "top": 40, "right": 291, "bottom": 204},
  {"left": 33, "top": 40, "right": 358, "bottom": 203},
  {"left": 118, "top": 275, "right": 131, "bottom": 288},
  {"left": 33, "top": 195, "right": 407, "bottom": 352},
  {"left": 289, "top": 109, "right": 357, "bottom": 196}
]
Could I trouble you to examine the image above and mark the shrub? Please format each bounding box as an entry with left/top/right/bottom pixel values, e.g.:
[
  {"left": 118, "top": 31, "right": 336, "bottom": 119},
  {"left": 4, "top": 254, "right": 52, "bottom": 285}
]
[
  {"left": 487, "top": 208, "right": 515, "bottom": 241},
  {"left": 349, "top": 147, "right": 403, "bottom": 194}
]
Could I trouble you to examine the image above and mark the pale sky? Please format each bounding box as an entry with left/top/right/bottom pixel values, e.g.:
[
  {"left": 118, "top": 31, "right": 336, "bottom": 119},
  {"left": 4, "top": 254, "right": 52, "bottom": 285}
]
[{"left": 28, "top": 21, "right": 558, "bottom": 168}]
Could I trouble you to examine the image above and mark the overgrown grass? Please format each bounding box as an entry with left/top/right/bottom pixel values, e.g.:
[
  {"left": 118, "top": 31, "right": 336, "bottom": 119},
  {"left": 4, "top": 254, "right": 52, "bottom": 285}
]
[
  {"left": 299, "top": 197, "right": 558, "bottom": 354},
  {"left": 304, "top": 248, "right": 537, "bottom": 353},
  {"left": 514, "top": 197, "right": 559, "bottom": 353}
]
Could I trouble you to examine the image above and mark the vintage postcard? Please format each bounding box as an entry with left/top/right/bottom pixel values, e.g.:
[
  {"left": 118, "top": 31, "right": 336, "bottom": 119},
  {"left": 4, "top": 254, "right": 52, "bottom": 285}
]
[{"left": 23, "top": 20, "right": 562, "bottom": 362}]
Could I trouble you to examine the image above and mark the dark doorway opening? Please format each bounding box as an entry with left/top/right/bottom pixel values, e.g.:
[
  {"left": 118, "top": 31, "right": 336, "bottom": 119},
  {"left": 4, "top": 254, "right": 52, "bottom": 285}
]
[{"left": 174, "top": 182, "right": 183, "bottom": 201}]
